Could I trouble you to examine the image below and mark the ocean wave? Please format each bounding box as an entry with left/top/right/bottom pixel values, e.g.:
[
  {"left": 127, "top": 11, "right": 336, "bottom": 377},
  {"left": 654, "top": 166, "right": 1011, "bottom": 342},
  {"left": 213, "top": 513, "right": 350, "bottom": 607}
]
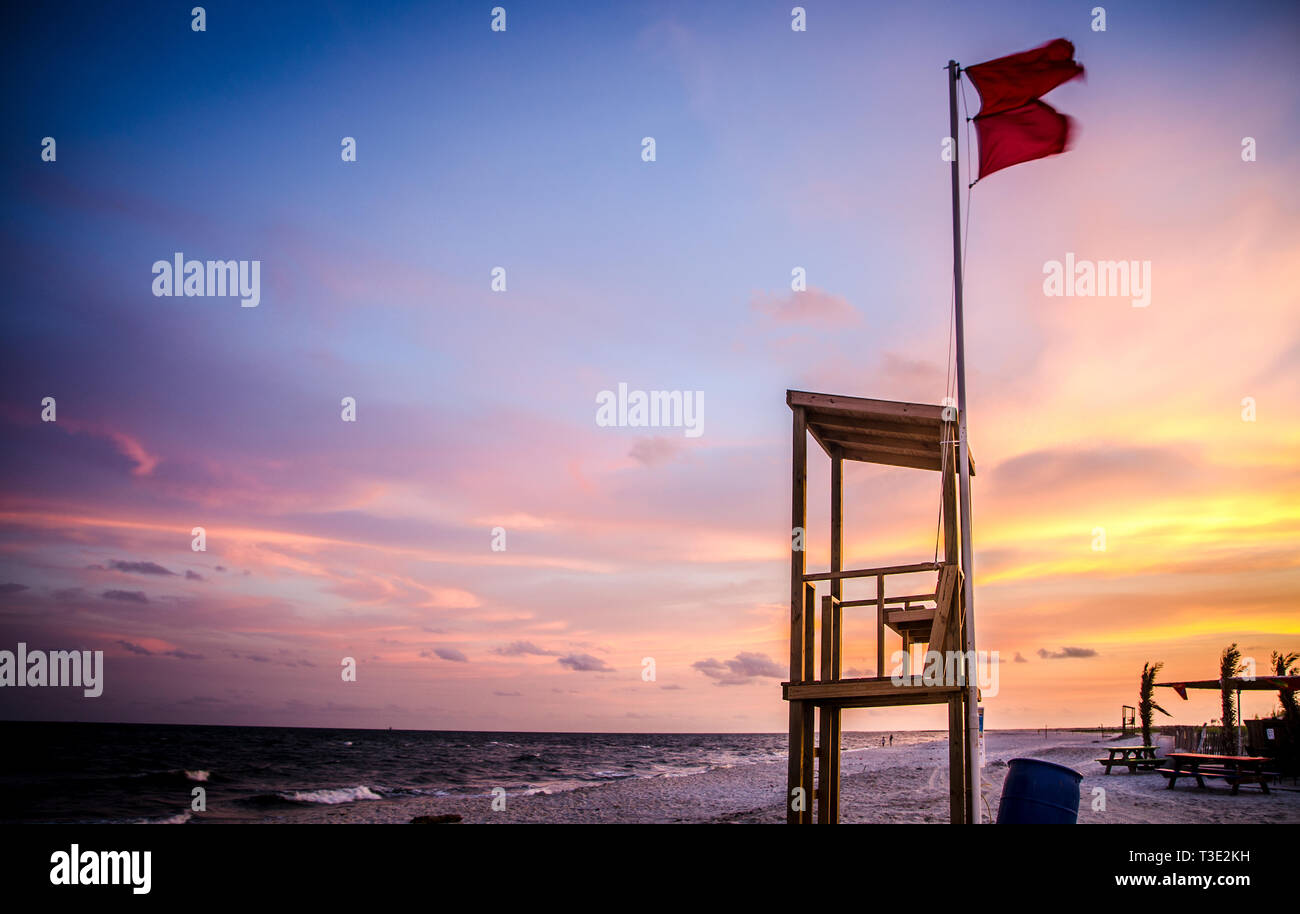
[
  {"left": 520, "top": 780, "right": 590, "bottom": 796},
  {"left": 279, "top": 785, "right": 384, "bottom": 805},
  {"left": 93, "top": 768, "right": 220, "bottom": 788},
  {"left": 655, "top": 766, "right": 710, "bottom": 778},
  {"left": 136, "top": 811, "right": 193, "bottom": 825}
]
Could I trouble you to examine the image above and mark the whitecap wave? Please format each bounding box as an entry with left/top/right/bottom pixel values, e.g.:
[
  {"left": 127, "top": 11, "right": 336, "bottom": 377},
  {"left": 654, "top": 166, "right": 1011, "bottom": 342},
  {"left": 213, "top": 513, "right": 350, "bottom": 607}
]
[
  {"left": 281, "top": 786, "right": 383, "bottom": 805},
  {"left": 138, "top": 811, "right": 193, "bottom": 824}
]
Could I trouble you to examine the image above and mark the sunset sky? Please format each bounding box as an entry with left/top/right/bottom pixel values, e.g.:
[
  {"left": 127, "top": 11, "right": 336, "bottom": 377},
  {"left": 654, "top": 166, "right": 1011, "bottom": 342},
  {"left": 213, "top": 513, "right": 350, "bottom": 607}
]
[{"left": 1, "top": 0, "right": 1297, "bottom": 732}]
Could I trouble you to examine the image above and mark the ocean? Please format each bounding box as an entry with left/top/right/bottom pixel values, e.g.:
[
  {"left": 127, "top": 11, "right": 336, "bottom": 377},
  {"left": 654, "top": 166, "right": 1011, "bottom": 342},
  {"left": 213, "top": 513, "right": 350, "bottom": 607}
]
[{"left": 0, "top": 721, "right": 939, "bottom": 824}]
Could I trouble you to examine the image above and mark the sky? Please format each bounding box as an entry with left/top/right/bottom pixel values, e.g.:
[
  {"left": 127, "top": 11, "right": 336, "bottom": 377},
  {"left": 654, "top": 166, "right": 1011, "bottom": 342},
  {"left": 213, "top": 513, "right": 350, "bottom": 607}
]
[{"left": 0, "top": 0, "right": 1297, "bottom": 733}]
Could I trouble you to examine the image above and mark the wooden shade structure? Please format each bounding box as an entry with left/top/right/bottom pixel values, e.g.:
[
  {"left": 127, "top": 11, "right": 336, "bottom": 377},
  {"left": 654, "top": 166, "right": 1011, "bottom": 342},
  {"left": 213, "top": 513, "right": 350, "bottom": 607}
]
[
  {"left": 784, "top": 390, "right": 978, "bottom": 824},
  {"left": 796, "top": 390, "right": 976, "bottom": 475},
  {"left": 1156, "top": 676, "right": 1300, "bottom": 754},
  {"left": 1157, "top": 676, "right": 1300, "bottom": 700}
]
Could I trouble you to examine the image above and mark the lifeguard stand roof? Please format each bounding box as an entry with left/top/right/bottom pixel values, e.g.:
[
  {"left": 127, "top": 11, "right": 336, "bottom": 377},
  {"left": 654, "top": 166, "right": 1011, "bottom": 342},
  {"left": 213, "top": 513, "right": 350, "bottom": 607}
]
[{"left": 787, "top": 390, "right": 975, "bottom": 474}]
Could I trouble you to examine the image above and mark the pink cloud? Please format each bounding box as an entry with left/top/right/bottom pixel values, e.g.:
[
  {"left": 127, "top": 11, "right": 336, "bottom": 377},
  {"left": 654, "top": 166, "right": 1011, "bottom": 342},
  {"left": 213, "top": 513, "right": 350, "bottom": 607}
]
[{"left": 751, "top": 287, "right": 860, "bottom": 326}]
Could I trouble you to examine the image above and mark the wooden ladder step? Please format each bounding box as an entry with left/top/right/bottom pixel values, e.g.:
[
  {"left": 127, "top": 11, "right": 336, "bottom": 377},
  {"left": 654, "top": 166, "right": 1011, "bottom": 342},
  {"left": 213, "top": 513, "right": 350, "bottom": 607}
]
[{"left": 927, "top": 564, "right": 961, "bottom": 653}]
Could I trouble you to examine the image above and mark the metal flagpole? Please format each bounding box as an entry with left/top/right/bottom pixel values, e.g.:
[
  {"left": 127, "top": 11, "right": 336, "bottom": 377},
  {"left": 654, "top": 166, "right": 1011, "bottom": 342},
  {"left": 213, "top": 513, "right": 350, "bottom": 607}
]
[{"left": 947, "top": 59, "right": 981, "bottom": 824}]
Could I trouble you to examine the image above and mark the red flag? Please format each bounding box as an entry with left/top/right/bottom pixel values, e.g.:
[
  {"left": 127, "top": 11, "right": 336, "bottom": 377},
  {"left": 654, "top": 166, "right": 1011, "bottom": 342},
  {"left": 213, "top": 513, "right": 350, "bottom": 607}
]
[
  {"left": 965, "top": 39, "right": 1083, "bottom": 116},
  {"left": 965, "top": 38, "right": 1083, "bottom": 179},
  {"left": 973, "top": 100, "right": 1074, "bottom": 179}
]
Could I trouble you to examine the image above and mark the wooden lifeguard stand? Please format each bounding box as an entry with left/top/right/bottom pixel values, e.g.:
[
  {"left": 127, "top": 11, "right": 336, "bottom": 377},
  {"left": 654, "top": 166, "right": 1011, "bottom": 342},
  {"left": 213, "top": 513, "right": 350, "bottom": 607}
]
[
  {"left": 783, "top": 389, "right": 977, "bottom": 824},
  {"left": 1121, "top": 705, "right": 1137, "bottom": 735}
]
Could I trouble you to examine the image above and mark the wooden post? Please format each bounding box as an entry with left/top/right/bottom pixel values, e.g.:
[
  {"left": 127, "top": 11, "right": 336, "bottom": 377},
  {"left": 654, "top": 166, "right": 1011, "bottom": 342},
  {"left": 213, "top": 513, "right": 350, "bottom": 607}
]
[
  {"left": 801, "top": 585, "right": 815, "bottom": 818},
  {"left": 828, "top": 453, "right": 844, "bottom": 821},
  {"left": 830, "top": 451, "right": 843, "bottom": 666},
  {"left": 942, "top": 434, "right": 969, "bottom": 822},
  {"left": 942, "top": 435, "right": 959, "bottom": 566},
  {"left": 803, "top": 583, "right": 816, "bottom": 682},
  {"left": 787, "top": 406, "right": 809, "bottom": 824},
  {"left": 818, "top": 593, "right": 841, "bottom": 824},
  {"left": 787, "top": 705, "right": 807, "bottom": 825},
  {"left": 948, "top": 693, "right": 966, "bottom": 824},
  {"left": 876, "top": 573, "right": 885, "bottom": 678},
  {"left": 1237, "top": 688, "right": 1243, "bottom": 755}
]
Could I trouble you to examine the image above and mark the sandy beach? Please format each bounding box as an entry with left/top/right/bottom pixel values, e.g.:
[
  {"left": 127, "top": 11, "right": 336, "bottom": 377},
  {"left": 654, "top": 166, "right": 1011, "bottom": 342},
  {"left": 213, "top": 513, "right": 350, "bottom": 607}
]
[{"left": 287, "top": 729, "right": 1300, "bottom": 824}]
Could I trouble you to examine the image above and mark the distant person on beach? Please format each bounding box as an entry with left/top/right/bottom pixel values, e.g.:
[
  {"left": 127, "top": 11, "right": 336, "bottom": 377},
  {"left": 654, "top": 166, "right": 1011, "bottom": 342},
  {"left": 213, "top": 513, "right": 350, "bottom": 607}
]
[{"left": 889, "top": 734, "right": 893, "bottom": 746}]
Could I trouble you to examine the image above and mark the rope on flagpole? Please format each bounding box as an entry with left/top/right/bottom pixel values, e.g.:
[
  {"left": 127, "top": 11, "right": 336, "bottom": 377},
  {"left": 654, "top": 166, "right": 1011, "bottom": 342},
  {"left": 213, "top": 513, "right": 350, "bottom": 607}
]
[{"left": 960, "top": 71, "right": 976, "bottom": 280}]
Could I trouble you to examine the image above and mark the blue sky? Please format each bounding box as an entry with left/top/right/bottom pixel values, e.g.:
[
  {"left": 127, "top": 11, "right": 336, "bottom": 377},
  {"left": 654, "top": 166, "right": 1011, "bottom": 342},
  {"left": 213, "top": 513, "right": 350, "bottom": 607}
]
[{"left": 1, "top": 0, "right": 1297, "bottom": 731}]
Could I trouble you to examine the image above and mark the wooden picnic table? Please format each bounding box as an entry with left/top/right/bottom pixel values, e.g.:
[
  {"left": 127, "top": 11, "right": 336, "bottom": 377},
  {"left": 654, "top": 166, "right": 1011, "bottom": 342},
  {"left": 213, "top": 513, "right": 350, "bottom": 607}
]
[
  {"left": 1158, "top": 752, "right": 1271, "bottom": 794},
  {"left": 1096, "top": 744, "right": 1161, "bottom": 774}
]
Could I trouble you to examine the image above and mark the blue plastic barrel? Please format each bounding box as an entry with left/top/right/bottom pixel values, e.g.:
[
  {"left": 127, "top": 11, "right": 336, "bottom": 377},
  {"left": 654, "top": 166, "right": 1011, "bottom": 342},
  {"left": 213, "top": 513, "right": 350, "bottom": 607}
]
[{"left": 996, "top": 758, "right": 1083, "bottom": 824}]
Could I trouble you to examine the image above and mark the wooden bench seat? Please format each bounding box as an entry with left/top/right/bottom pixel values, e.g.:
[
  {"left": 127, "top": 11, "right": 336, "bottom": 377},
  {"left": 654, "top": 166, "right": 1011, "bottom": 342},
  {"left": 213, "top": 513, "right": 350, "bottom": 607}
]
[
  {"left": 1156, "top": 767, "right": 1226, "bottom": 778},
  {"left": 1157, "top": 765, "right": 1270, "bottom": 794},
  {"left": 1096, "top": 744, "right": 1161, "bottom": 774},
  {"left": 1096, "top": 756, "right": 1163, "bottom": 773}
]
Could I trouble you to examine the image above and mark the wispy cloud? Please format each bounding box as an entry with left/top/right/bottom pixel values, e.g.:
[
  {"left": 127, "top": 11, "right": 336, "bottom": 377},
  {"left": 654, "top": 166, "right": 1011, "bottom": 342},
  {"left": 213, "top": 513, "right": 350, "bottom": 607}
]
[
  {"left": 557, "top": 653, "right": 614, "bottom": 672},
  {"left": 107, "top": 560, "right": 175, "bottom": 576},
  {"left": 492, "top": 641, "right": 557, "bottom": 657},
  {"left": 751, "top": 288, "right": 860, "bottom": 327},
  {"left": 1037, "top": 647, "right": 1098, "bottom": 660},
  {"left": 693, "top": 652, "right": 784, "bottom": 686},
  {"left": 102, "top": 590, "right": 148, "bottom": 604},
  {"left": 426, "top": 648, "right": 468, "bottom": 663}
]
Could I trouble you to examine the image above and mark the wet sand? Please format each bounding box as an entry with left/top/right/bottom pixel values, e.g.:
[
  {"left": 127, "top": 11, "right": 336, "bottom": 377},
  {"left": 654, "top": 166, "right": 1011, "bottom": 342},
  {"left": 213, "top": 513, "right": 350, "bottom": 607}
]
[{"left": 290, "top": 729, "right": 1300, "bottom": 824}]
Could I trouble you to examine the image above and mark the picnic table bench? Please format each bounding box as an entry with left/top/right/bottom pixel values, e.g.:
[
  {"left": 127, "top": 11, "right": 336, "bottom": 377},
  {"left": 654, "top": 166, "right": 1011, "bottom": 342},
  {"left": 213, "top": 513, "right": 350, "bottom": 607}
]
[
  {"left": 1096, "top": 744, "right": 1163, "bottom": 773},
  {"left": 1157, "top": 752, "right": 1271, "bottom": 794}
]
